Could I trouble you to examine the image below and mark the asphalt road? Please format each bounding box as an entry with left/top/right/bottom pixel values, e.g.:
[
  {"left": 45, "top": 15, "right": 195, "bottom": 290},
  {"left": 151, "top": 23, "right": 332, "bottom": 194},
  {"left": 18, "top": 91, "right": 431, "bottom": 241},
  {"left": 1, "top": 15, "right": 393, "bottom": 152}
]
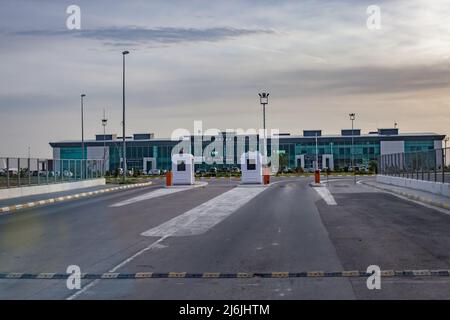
[{"left": 0, "top": 176, "right": 449, "bottom": 299}]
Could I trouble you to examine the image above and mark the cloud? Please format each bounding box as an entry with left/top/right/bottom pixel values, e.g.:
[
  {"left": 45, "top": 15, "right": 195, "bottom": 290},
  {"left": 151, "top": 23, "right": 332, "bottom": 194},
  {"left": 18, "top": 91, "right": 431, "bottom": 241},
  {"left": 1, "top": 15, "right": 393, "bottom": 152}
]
[
  {"left": 13, "top": 26, "right": 273, "bottom": 47},
  {"left": 265, "top": 63, "right": 450, "bottom": 96}
]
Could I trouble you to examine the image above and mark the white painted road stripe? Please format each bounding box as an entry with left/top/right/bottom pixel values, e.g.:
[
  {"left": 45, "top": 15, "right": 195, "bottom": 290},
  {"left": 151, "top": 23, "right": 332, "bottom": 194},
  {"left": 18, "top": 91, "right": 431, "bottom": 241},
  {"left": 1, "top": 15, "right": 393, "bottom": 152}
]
[
  {"left": 313, "top": 187, "right": 337, "bottom": 205},
  {"left": 109, "top": 183, "right": 207, "bottom": 208},
  {"left": 141, "top": 186, "right": 266, "bottom": 237},
  {"left": 67, "top": 235, "right": 169, "bottom": 300}
]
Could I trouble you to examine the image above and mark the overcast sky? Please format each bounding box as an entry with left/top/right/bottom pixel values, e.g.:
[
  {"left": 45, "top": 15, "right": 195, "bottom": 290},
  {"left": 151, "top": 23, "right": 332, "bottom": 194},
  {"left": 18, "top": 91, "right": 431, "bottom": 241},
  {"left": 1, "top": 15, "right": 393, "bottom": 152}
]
[{"left": 0, "top": 0, "right": 449, "bottom": 157}]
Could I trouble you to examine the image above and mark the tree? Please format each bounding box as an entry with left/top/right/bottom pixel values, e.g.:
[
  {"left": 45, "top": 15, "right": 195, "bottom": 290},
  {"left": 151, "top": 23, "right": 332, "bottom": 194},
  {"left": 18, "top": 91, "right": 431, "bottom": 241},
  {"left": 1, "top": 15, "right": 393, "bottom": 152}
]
[
  {"left": 368, "top": 160, "right": 378, "bottom": 174},
  {"left": 278, "top": 153, "right": 289, "bottom": 173}
]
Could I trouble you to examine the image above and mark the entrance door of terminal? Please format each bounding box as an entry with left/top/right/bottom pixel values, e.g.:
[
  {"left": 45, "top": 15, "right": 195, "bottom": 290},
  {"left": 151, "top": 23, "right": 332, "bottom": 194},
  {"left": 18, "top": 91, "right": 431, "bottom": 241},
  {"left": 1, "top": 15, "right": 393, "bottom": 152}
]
[
  {"left": 304, "top": 155, "right": 315, "bottom": 170},
  {"left": 146, "top": 160, "right": 153, "bottom": 171},
  {"left": 143, "top": 157, "right": 156, "bottom": 174}
]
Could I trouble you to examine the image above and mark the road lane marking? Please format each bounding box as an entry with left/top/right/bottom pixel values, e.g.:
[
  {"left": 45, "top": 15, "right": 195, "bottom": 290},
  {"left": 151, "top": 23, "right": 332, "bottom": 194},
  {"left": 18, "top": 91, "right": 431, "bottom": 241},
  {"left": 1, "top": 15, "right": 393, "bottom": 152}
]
[
  {"left": 313, "top": 186, "right": 337, "bottom": 205},
  {"left": 67, "top": 235, "right": 169, "bottom": 300},
  {"left": 109, "top": 182, "right": 207, "bottom": 208},
  {"left": 141, "top": 186, "right": 266, "bottom": 237},
  {"left": 68, "top": 185, "right": 263, "bottom": 299},
  {"left": 68, "top": 182, "right": 277, "bottom": 299}
]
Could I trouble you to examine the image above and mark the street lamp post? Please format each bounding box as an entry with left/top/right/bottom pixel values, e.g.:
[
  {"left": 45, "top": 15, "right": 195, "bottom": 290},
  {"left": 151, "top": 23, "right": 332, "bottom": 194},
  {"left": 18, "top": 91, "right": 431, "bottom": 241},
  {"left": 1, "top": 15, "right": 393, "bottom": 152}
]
[
  {"left": 349, "top": 113, "right": 356, "bottom": 184},
  {"left": 81, "top": 94, "right": 86, "bottom": 179},
  {"left": 330, "top": 142, "right": 334, "bottom": 169},
  {"left": 102, "top": 109, "right": 108, "bottom": 176},
  {"left": 258, "top": 92, "right": 269, "bottom": 163},
  {"left": 122, "top": 50, "right": 129, "bottom": 182},
  {"left": 315, "top": 133, "right": 319, "bottom": 171},
  {"left": 445, "top": 137, "right": 449, "bottom": 168}
]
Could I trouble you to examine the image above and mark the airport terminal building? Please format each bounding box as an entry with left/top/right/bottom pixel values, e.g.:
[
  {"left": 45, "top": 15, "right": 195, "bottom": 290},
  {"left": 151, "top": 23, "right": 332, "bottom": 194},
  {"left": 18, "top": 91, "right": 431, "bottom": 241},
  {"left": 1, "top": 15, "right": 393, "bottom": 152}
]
[{"left": 49, "top": 128, "right": 445, "bottom": 173}]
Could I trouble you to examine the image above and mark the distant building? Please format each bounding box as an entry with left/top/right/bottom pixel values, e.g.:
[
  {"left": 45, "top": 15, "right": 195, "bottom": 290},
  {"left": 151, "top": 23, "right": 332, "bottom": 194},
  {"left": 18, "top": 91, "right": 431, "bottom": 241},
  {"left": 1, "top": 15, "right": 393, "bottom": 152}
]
[{"left": 49, "top": 128, "right": 445, "bottom": 173}]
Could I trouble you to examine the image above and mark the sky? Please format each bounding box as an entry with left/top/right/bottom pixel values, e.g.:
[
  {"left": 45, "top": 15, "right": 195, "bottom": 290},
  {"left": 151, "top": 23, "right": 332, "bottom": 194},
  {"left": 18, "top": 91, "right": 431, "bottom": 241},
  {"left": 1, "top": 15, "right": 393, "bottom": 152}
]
[{"left": 0, "top": 0, "right": 449, "bottom": 157}]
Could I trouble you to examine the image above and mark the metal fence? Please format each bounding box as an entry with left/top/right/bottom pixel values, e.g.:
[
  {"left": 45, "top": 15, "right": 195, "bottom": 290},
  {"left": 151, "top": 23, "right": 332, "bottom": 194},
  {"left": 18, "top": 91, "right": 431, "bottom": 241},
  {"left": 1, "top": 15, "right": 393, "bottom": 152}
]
[
  {"left": 0, "top": 157, "right": 106, "bottom": 189},
  {"left": 379, "top": 148, "right": 450, "bottom": 183}
]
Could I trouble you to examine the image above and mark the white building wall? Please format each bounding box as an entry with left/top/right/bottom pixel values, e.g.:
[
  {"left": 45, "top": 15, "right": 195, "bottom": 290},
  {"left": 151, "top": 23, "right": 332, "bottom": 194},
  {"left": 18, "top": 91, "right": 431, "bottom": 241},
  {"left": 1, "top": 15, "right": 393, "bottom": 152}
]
[
  {"left": 322, "top": 154, "right": 334, "bottom": 170},
  {"left": 87, "top": 146, "right": 109, "bottom": 170},
  {"left": 380, "top": 140, "right": 404, "bottom": 155},
  {"left": 53, "top": 147, "right": 61, "bottom": 172},
  {"left": 143, "top": 157, "right": 156, "bottom": 173},
  {"left": 53, "top": 147, "right": 60, "bottom": 159},
  {"left": 434, "top": 140, "right": 443, "bottom": 150}
]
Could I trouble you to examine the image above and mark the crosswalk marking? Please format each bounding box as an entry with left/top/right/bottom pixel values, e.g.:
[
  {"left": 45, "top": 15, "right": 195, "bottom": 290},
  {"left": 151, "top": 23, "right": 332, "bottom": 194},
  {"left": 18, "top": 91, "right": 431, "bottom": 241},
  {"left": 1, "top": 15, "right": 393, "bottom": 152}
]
[
  {"left": 313, "top": 186, "right": 337, "bottom": 205},
  {"left": 110, "top": 183, "right": 207, "bottom": 208},
  {"left": 141, "top": 186, "right": 266, "bottom": 237}
]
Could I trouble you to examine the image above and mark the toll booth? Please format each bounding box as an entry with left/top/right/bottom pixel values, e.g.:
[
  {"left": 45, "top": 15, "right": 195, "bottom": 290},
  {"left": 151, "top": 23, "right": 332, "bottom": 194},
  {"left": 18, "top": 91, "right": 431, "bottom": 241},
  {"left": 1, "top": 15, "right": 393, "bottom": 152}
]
[
  {"left": 171, "top": 153, "right": 194, "bottom": 185},
  {"left": 240, "top": 151, "right": 263, "bottom": 184}
]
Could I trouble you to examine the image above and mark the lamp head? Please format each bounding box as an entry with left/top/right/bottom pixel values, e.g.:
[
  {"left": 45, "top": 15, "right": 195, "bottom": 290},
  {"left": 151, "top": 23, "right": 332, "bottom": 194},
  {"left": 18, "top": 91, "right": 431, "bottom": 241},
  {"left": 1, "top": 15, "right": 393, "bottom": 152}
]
[{"left": 259, "top": 92, "right": 269, "bottom": 105}]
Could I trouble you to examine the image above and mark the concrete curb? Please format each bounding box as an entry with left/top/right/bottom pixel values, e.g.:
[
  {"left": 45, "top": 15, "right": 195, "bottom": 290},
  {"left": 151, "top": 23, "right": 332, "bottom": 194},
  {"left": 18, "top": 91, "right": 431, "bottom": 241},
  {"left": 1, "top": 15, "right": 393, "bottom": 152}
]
[
  {"left": 376, "top": 175, "right": 450, "bottom": 197},
  {"left": 361, "top": 181, "right": 450, "bottom": 211},
  {"left": 0, "top": 182, "right": 153, "bottom": 215},
  {"left": 166, "top": 182, "right": 208, "bottom": 189},
  {"left": 309, "top": 182, "right": 326, "bottom": 187}
]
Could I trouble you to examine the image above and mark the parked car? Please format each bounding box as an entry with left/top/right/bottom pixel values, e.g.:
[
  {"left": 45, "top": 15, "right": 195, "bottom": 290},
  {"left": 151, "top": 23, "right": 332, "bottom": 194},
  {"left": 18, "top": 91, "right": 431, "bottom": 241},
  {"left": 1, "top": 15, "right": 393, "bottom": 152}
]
[
  {"left": 230, "top": 167, "right": 241, "bottom": 173},
  {"left": 282, "top": 167, "right": 293, "bottom": 174},
  {"left": 148, "top": 169, "right": 161, "bottom": 175},
  {"left": 358, "top": 166, "right": 369, "bottom": 173},
  {"left": 195, "top": 168, "right": 207, "bottom": 175},
  {"left": 63, "top": 170, "right": 73, "bottom": 177},
  {"left": 209, "top": 167, "right": 218, "bottom": 175}
]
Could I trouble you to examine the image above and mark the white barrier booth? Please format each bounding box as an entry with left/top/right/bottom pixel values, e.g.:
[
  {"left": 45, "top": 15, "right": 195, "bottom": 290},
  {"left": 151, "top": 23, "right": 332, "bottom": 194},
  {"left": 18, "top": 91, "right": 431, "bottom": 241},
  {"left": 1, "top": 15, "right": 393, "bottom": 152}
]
[
  {"left": 172, "top": 153, "right": 194, "bottom": 185},
  {"left": 240, "top": 151, "right": 263, "bottom": 184}
]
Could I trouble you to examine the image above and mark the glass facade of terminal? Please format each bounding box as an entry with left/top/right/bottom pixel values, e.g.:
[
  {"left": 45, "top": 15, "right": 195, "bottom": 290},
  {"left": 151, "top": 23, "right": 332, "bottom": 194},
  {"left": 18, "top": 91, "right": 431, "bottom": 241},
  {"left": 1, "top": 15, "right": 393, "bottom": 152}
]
[{"left": 50, "top": 131, "right": 444, "bottom": 173}]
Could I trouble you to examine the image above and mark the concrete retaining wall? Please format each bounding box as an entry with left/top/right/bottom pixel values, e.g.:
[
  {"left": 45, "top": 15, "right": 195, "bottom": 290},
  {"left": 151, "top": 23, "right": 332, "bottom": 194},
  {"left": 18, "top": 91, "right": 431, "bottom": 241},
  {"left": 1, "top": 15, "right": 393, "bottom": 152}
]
[
  {"left": 377, "top": 175, "right": 450, "bottom": 197},
  {"left": 0, "top": 178, "right": 106, "bottom": 200}
]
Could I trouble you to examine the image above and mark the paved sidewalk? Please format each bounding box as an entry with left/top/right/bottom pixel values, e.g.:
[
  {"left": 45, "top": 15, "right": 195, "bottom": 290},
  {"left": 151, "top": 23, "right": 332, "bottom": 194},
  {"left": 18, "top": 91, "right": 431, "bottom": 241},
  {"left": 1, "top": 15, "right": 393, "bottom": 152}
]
[{"left": 361, "top": 179, "right": 450, "bottom": 211}]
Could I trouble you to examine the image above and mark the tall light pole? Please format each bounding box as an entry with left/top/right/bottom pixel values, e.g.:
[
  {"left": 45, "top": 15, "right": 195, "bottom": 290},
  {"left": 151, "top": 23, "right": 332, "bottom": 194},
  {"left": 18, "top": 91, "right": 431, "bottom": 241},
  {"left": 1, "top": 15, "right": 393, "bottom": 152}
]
[
  {"left": 330, "top": 142, "right": 334, "bottom": 170},
  {"left": 81, "top": 93, "right": 86, "bottom": 179},
  {"left": 349, "top": 113, "right": 356, "bottom": 184},
  {"left": 122, "top": 50, "right": 129, "bottom": 182},
  {"left": 102, "top": 109, "right": 108, "bottom": 175},
  {"left": 258, "top": 92, "right": 269, "bottom": 163},
  {"left": 315, "top": 132, "right": 319, "bottom": 170},
  {"left": 445, "top": 137, "right": 449, "bottom": 168}
]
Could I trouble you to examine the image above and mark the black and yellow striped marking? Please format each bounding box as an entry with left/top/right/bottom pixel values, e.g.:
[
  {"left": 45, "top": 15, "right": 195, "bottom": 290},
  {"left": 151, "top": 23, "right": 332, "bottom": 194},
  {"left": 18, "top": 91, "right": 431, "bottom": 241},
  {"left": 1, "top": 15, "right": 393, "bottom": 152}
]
[{"left": 0, "top": 270, "right": 449, "bottom": 280}]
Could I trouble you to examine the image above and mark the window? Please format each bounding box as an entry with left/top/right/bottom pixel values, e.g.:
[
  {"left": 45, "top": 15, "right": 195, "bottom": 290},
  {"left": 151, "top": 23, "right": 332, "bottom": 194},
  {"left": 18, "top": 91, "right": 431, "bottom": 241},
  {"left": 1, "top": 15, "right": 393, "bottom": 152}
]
[
  {"left": 177, "top": 160, "right": 186, "bottom": 172},
  {"left": 247, "top": 158, "right": 256, "bottom": 170}
]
